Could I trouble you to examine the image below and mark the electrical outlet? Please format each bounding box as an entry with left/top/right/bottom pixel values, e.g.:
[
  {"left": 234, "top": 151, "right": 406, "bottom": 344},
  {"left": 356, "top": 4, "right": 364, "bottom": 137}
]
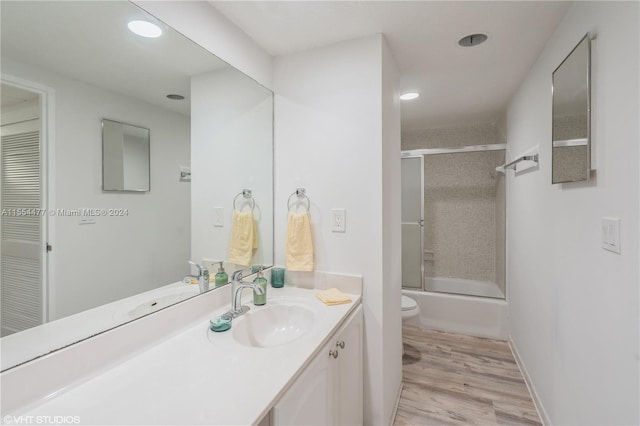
[{"left": 331, "top": 208, "right": 346, "bottom": 233}]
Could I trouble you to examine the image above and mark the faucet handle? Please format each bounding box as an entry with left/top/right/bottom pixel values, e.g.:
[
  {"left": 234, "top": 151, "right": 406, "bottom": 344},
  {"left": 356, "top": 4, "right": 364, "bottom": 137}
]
[
  {"left": 188, "top": 261, "right": 207, "bottom": 277},
  {"left": 231, "top": 268, "right": 252, "bottom": 282}
]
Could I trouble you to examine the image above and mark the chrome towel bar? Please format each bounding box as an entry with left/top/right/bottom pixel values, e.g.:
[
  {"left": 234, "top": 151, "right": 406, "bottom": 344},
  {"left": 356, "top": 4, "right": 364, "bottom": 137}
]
[{"left": 496, "top": 154, "right": 539, "bottom": 173}]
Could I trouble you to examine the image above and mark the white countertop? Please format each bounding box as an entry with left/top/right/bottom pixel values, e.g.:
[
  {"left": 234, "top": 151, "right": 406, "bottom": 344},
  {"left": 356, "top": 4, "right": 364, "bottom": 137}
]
[
  {"left": 1, "top": 281, "right": 200, "bottom": 371},
  {"left": 14, "top": 287, "right": 361, "bottom": 425}
]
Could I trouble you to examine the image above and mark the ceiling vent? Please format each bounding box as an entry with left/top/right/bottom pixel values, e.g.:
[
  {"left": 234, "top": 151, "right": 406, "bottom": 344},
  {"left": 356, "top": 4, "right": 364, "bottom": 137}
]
[{"left": 458, "top": 33, "right": 488, "bottom": 47}]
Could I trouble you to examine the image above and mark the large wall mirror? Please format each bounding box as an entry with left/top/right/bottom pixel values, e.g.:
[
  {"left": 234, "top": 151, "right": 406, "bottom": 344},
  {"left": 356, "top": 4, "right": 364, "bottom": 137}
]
[
  {"left": 0, "top": 1, "right": 273, "bottom": 371},
  {"left": 552, "top": 33, "right": 591, "bottom": 184}
]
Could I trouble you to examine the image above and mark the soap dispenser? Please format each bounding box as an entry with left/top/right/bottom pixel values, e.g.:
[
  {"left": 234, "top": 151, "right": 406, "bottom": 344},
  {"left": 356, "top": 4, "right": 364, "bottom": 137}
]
[
  {"left": 253, "top": 267, "right": 268, "bottom": 306},
  {"left": 214, "top": 261, "right": 228, "bottom": 287}
]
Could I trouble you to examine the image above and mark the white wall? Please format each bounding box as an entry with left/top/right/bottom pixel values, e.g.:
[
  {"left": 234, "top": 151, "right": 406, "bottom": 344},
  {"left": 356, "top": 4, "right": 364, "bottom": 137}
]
[
  {"left": 191, "top": 67, "right": 274, "bottom": 268},
  {"left": 133, "top": 1, "right": 273, "bottom": 90},
  {"left": 2, "top": 58, "right": 191, "bottom": 320},
  {"left": 505, "top": 2, "right": 639, "bottom": 424},
  {"left": 381, "top": 37, "right": 404, "bottom": 423},
  {"left": 274, "top": 34, "right": 402, "bottom": 425}
]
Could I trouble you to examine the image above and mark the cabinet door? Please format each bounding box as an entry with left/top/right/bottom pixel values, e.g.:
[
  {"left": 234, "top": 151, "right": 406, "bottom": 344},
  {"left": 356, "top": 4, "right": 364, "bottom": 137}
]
[
  {"left": 332, "top": 305, "right": 363, "bottom": 426},
  {"left": 272, "top": 341, "right": 332, "bottom": 426}
]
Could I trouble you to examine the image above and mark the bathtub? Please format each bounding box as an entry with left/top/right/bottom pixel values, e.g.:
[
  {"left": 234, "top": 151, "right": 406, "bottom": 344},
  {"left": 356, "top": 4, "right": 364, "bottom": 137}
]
[{"left": 403, "top": 281, "right": 509, "bottom": 340}]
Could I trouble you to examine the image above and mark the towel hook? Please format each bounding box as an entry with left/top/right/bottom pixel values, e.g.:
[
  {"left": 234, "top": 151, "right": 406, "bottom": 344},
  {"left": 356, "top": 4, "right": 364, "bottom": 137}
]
[
  {"left": 233, "top": 189, "right": 255, "bottom": 212},
  {"left": 287, "top": 188, "right": 310, "bottom": 213}
]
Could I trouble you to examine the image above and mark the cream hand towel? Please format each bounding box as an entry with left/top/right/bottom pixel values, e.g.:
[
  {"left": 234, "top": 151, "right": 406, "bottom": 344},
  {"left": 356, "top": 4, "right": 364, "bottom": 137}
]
[
  {"left": 316, "top": 288, "right": 352, "bottom": 306},
  {"left": 252, "top": 217, "right": 258, "bottom": 250},
  {"left": 228, "top": 211, "right": 258, "bottom": 266},
  {"left": 286, "top": 211, "right": 314, "bottom": 271}
]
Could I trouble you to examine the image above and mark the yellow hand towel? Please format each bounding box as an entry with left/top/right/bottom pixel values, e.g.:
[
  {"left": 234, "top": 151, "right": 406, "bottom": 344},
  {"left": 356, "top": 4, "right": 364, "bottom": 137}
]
[
  {"left": 252, "top": 217, "right": 258, "bottom": 250},
  {"left": 316, "top": 288, "right": 352, "bottom": 306},
  {"left": 228, "top": 210, "right": 258, "bottom": 266},
  {"left": 286, "top": 211, "right": 314, "bottom": 271}
]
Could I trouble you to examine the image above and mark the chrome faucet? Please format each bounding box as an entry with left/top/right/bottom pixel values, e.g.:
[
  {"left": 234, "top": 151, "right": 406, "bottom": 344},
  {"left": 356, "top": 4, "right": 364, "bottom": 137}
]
[
  {"left": 229, "top": 268, "right": 265, "bottom": 318},
  {"left": 186, "top": 261, "right": 209, "bottom": 294}
]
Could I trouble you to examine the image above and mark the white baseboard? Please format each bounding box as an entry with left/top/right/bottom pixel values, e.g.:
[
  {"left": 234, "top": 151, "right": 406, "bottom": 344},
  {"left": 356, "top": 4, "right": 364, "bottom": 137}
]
[
  {"left": 389, "top": 382, "right": 404, "bottom": 425},
  {"left": 508, "top": 337, "right": 551, "bottom": 426}
]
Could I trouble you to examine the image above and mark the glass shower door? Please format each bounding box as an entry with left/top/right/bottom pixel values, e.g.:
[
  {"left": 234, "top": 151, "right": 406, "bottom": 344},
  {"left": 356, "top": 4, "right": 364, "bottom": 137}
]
[{"left": 401, "top": 156, "right": 423, "bottom": 290}]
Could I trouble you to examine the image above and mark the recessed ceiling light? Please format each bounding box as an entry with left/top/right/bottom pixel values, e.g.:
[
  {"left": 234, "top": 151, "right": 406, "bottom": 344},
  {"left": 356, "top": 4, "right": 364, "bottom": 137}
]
[
  {"left": 166, "top": 94, "right": 185, "bottom": 100},
  {"left": 400, "top": 92, "right": 420, "bottom": 101},
  {"left": 458, "top": 33, "right": 488, "bottom": 47},
  {"left": 128, "top": 20, "right": 162, "bottom": 38}
]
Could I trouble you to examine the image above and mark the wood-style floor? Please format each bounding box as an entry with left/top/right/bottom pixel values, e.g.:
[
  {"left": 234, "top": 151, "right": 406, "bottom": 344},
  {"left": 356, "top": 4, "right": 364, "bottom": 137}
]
[{"left": 394, "top": 326, "right": 541, "bottom": 426}]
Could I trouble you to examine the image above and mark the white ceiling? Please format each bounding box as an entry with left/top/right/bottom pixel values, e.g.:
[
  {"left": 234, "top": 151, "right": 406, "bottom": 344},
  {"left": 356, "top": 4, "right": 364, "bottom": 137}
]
[
  {"left": 210, "top": 1, "right": 571, "bottom": 130},
  {"left": 1, "top": 1, "right": 228, "bottom": 116}
]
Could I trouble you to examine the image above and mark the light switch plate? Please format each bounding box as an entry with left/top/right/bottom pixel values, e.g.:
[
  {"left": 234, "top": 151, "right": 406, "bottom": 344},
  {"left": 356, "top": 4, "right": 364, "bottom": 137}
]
[
  {"left": 213, "top": 207, "right": 224, "bottom": 227},
  {"left": 601, "top": 217, "right": 621, "bottom": 254},
  {"left": 331, "top": 208, "right": 346, "bottom": 233}
]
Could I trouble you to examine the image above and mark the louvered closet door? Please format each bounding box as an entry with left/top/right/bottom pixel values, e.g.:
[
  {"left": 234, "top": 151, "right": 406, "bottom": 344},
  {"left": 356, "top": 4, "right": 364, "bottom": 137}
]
[{"left": 1, "top": 121, "right": 42, "bottom": 336}]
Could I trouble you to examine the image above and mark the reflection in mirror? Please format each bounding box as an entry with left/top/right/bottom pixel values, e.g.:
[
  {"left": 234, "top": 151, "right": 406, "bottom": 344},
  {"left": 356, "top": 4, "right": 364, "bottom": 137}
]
[
  {"left": 552, "top": 33, "right": 590, "bottom": 183},
  {"left": 0, "top": 1, "right": 273, "bottom": 371},
  {"left": 102, "top": 119, "right": 150, "bottom": 192}
]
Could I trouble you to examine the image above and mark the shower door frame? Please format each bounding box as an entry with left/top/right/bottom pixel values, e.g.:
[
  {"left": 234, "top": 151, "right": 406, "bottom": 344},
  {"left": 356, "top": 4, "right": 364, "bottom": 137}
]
[
  {"left": 400, "top": 143, "right": 506, "bottom": 292},
  {"left": 400, "top": 154, "right": 425, "bottom": 291}
]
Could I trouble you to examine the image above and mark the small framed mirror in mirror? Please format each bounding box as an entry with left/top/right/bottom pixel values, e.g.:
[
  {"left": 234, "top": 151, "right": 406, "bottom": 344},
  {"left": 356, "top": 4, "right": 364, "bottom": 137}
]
[
  {"left": 552, "top": 33, "right": 591, "bottom": 184},
  {"left": 102, "top": 119, "right": 150, "bottom": 191}
]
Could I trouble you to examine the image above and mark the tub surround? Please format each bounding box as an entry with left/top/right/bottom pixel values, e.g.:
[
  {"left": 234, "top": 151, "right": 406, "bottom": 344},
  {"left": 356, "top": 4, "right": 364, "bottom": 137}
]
[
  {"left": 425, "top": 276, "right": 504, "bottom": 299},
  {"left": 1, "top": 272, "right": 362, "bottom": 424}
]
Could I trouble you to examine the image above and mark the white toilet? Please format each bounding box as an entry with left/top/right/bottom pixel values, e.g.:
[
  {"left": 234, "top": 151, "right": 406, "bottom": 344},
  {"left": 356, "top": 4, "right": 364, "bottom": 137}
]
[{"left": 401, "top": 295, "right": 419, "bottom": 322}]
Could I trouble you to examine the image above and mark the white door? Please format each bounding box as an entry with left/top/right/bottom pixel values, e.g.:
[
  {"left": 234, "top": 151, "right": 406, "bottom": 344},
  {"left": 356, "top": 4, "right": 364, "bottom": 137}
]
[
  {"left": 0, "top": 84, "right": 45, "bottom": 336},
  {"left": 401, "top": 156, "right": 424, "bottom": 290}
]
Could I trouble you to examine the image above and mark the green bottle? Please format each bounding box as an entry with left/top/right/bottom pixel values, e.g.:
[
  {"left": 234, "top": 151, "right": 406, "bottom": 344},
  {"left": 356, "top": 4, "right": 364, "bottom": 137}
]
[
  {"left": 253, "top": 267, "right": 268, "bottom": 306},
  {"left": 214, "top": 261, "right": 228, "bottom": 287}
]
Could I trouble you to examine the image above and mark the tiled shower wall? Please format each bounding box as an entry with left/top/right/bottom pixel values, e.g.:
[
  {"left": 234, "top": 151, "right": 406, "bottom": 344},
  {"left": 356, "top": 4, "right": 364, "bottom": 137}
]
[{"left": 402, "top": 123, "right": 506, "bottom": 296}]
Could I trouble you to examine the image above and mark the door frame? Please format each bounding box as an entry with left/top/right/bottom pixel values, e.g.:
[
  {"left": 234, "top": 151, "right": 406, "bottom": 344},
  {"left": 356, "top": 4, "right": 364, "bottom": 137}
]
[{"left": 1, "top": 74, "right": 56, "bottom": 322}]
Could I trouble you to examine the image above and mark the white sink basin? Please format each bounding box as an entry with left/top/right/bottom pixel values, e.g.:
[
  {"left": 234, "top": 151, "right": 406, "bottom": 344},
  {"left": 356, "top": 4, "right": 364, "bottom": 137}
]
[{"left": 232, "top": 302, "right": 316, "bottom": 348}]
